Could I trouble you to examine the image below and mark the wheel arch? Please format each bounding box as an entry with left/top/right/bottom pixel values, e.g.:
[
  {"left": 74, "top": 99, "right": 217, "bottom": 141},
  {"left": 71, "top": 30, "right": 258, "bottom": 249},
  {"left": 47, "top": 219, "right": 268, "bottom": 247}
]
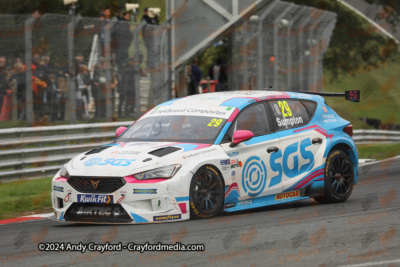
[
  {"left": 326, "top": 141, "right": 358, "bottom": 184},
  {"left": 196, "top": 163, "right": 226, "bottom": 189}
]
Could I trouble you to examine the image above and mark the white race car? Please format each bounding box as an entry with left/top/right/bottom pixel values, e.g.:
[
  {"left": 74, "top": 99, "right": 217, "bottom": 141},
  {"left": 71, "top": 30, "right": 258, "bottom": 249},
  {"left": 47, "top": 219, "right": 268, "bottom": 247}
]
[{"left": 51, "top": 90, "right": 359, "bottom": 224}]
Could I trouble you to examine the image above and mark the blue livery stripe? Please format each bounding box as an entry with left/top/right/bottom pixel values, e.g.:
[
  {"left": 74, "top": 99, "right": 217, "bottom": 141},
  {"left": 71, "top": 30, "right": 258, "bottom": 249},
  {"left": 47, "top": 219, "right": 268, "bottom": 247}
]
[
  {"left": 175, "top": 196, "right": 189, "bottom": 202},
  {"left": 130, "top": 212, "right": 149, "bottom": 223},
  {"left": 220, "top": 98, "right": 256, "bottom": 110}
]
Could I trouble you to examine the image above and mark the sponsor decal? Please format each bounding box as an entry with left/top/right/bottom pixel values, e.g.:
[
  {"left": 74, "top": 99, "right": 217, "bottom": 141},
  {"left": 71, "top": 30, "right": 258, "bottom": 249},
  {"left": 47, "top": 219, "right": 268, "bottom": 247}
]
[
  {"left": 153, "top": 214, "right": 181, "bottom": 221},
  {"left": 133, "top": 189, "right": 157, "bottom": 194},
  {"left": 53, "top": 186, "right": 64, "bottom": 192},
  {"left": 77, "top": 194, "right": 113, "bottom": 204},
  {"left": 230, "top": 159, "right": 242, "bottom": 168},
  {"left": 242, "top": 156, "right": 267, "bottom": 197},
  {"left": 220, "top": 159, "right": 230, "bottom": 165},
  {"left": 231, "top": 171, "right": 236, "bottom": 176},
  {"left": 182, "top": 147, "right": 217, "bottom": 159},
  {"left": 111, "top": 151, "right": 141, "bottom": 155},
  {"left": 84, "top": 158, "right": 102, "bottom": 166},
  {"left": 322, "top": 114, "right": 337, "bottom": 123},
  {"left": 322, "top": 106, "right": 328, "bottom": 113},
  {"left": 227, "top": 151, "right": 239, "bottom": 157},
  {"left": 276, "top": 116, "right": 303, "bottom": 127},
  {"left": 206, "top": 166, "right": 219, "bottom": 175},
  {"left": 128, "top": 143, "right": 152, "bottom": 146},
  {"left": 275, "top": 190, "right": 300, "bottom": 200},
  {"left": 238, "top": 200, "right": 252, "bottom": 206},
  {"left": 146, "top": 105, "right": 234, "bottom": 119},
  {"left": 84, "top": 158, "right": 136, "bottom": 167}
]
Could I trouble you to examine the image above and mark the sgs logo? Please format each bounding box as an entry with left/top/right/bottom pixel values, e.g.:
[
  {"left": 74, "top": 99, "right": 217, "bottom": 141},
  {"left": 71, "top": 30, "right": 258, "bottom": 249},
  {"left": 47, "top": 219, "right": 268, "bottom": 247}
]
[{"left": 84, "top": 158, "right": 136, "bottom": 167}]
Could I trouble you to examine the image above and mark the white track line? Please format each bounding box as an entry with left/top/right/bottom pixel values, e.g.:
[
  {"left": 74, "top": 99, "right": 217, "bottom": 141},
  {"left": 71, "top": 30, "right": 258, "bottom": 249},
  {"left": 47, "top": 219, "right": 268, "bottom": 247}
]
[
  {"left": 339, "top": 258, "right": 400, "bottom": 267},
  {"left": 22, "top": 213, "right": 53, "bottom": 218}
]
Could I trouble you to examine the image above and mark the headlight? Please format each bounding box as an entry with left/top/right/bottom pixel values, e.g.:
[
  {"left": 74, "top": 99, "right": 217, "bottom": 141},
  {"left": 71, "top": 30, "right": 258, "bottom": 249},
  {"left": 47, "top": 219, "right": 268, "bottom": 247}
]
[
  {"left": 133, "top": 164, "right": 181, "bottom": 180},
  {"left": 59, "top": 164, "right": 70, "bottom": 178}
]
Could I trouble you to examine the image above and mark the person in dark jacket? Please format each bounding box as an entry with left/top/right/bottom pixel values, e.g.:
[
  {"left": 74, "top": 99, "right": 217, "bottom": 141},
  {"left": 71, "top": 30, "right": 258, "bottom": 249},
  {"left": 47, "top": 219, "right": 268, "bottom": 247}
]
[
  {"left": 191, "top": 58, "right": 202, "bottom": 93},
  {"left": 118, "top": 57, "right": 136, "bottom": 117},
  {"left": 114, "top": 11, "right": 133, "bottom": 72}
]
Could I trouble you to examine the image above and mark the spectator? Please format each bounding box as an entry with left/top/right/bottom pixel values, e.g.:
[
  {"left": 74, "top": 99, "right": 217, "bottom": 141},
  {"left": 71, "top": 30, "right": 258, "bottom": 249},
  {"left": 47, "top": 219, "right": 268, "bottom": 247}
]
[
  {"left": 119, "top": 57, "right": 136, "bottom": 117},
  {"left": 55, "top": 75, "right": 68, "bottom": 121},
  {"left": 76, "top": 65, "right": 91, "bottom": 119},
  {"left": 208, "top": 57, "right": 227, "bottom": 92},
  {"left": 32, "top": 53, "right": 40, "bottom": 69},
  {"left": 191, "top": 58, "right": 202, "bottom": 93},
  {"left": 99, "top": 9, "right": 111, "bottom": 56},
  {"left": 0, "top": 56, "right": 9, "bottom": 115},
  {"left": 114, "top": 11, "right": 133, "bottom": 72},
  {"left": 10, "top": 62, "right": 26, "bottom": 120},
  {"left": 186, "top": 65, "right": 196, "bottom": 96},
  {"left": 92, "top": 61, "right": 107, "bottom": 118},
  {"left": 141, "top": 7, "right": 159, "bottom": 68},
  {"left": 45, "top": 73, "right": 58, "bottom": 122},
  {"left": 31, "top": 65, "right": 48, "bottom": 121}
]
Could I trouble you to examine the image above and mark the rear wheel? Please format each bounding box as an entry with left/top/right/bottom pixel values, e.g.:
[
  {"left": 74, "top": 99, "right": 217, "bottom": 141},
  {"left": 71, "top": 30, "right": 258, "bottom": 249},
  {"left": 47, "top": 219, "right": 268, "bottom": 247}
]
[
  {"left": 189, "top": 165, "right": 224, "bottom": 219},
  {"left": 314, "top": 149, "right": 354, "bottom": 204}
]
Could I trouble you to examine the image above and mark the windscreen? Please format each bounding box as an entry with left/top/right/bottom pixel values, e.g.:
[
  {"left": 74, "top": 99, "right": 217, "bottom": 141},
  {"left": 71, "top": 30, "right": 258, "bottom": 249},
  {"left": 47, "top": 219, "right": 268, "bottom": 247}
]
[{"left": 117, "top": 115, "right": 227, "bottom": 144}]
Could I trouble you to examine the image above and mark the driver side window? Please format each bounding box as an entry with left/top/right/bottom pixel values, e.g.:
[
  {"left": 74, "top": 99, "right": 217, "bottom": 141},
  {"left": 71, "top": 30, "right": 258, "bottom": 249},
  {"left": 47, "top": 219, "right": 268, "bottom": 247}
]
[{"left": 222, "top": 103, "right": 270, "bottom": 143}]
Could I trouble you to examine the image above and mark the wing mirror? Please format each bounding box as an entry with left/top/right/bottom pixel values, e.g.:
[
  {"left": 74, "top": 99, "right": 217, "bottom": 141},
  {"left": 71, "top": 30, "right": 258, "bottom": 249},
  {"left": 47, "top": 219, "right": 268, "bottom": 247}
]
[
  {"left": 230, "top": 130, "right": 254, "bottom": 147},
  {"left": 115, "top": 127, "right": 127, "bottom": 138}
]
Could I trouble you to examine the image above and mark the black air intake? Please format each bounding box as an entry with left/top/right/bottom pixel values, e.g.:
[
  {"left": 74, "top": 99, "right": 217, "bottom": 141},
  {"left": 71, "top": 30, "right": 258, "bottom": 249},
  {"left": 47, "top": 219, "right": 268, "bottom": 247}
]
[
  {"left": 148, "top": 146, "right": 181, "bottom": 157},
  {"left": 64, "top": 203, "right": 132, "bottom": 223}
]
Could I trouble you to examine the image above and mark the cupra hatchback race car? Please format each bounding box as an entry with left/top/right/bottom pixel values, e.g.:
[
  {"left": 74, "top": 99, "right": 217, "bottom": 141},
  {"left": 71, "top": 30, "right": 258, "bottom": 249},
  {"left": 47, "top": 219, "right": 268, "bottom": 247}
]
[{"left": 51, "top": 90, "right": 360, "bottom": 224}]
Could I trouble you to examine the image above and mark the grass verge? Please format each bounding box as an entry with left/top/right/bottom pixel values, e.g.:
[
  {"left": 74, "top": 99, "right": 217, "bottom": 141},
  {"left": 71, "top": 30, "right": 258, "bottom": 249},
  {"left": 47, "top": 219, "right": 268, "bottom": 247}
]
[
  {"left": 357, "top": 143, "right": 400, "bottom": 161},
  {"left": 0, "top": 177, "right": 52, "bottom": 220}
]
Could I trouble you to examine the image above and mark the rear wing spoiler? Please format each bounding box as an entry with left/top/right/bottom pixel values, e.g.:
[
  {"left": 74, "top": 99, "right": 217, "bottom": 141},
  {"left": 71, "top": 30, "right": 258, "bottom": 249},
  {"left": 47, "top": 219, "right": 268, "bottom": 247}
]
[{"left": 300, "top": 90, "right": 360, "bottom": 103}]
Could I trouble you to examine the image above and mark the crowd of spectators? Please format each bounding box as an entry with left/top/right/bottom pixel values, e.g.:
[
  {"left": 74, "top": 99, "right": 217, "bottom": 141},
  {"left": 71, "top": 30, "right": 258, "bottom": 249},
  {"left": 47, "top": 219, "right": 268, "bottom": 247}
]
[{"left": 0, "top": 8, "right": 141, "bottom": 123}]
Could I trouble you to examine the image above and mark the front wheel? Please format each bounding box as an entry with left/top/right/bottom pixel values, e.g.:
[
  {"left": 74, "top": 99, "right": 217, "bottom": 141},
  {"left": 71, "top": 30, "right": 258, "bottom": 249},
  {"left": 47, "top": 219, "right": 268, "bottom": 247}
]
[
  {"left": 189, "top": 165, "right": 224, "bottom": 219},
  {"left": 314, "top": 149, "right": 354, "bottom": 204}
]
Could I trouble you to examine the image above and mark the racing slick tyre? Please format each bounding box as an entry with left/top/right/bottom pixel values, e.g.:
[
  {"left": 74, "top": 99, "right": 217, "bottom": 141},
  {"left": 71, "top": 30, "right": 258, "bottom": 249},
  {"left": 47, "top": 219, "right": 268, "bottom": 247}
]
[
  {"left": 189, "top": 165, "right": 224, "bottom": 219},
  {"left": 314, "top": 149, "right": 354, "bottom": 204}
]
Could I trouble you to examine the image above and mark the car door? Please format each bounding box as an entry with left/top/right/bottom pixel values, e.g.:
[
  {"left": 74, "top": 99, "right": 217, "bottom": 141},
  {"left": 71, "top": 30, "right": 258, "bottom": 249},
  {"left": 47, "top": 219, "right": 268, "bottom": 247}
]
[
  {"left": 220, "top": 102, "right": 283, "bottom": 200},
  {"left": 267, "top": 99, "right": 322, "bottom": 191}
]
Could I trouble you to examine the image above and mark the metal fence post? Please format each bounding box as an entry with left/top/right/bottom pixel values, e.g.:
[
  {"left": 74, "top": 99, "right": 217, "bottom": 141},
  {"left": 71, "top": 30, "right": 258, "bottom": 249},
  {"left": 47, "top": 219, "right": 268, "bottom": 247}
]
[
  {"left": 273, "top": 3, "right": 293, "bottom": 90},
  {"left": 104, "top": 21, "right": 112, "bottom": 119},
  {"left": 68, "top": 8, "right": 77, "bottom": 124},
  {"left": 24, "top": 16, "right": 34, "bottom": 127}
]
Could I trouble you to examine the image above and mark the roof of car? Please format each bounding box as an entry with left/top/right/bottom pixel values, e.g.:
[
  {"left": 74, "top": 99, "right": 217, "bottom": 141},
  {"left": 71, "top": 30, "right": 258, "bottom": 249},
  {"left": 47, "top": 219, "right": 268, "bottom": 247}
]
[{"left": 158, "top": 90, "right": 320, "bottom": 110}]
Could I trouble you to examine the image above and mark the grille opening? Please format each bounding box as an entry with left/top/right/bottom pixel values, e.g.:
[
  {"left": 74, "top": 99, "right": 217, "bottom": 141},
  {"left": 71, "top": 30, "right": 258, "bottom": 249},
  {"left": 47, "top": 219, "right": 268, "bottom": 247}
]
[
  {"left": 64, "top": 203, "right": 132, "bottom": 223},
  {"left": 57, "top": 197, "right": 64, "bottom": 209},
  {"left": 67, "top": 176, "right": 126, "bottom": 193}
]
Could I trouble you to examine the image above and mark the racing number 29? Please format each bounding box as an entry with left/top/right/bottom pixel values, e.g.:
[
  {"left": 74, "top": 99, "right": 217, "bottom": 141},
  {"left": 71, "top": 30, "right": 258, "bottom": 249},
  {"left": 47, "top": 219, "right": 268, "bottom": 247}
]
[
  {"left": 278, "top": 101, "right": 292, "bottom": 117},
  {"left": 208, "top": 118, "right": 223, "bottom": 127}
]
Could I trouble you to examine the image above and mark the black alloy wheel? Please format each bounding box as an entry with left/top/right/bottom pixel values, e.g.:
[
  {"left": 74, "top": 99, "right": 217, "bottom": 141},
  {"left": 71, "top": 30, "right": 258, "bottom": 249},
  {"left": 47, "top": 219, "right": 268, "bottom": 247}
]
[
  {"left": 314, "top": 149, "right": 354, "bottom": 203},
  {"left": 189, "top": 165, "right": 224, "bottom": 219}
]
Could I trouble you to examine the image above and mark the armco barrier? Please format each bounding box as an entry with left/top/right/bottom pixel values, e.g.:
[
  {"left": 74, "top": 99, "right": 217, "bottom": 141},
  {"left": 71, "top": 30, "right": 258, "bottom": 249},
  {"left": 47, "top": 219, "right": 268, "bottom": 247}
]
[
  {"left": 0, "top": 121, "right": 132, "bottom": 182},
  {"left": 0, "top": 125, "right": 399, "bottom": 182},
  {"left": 353, "top": 129, "right": 400, "bottom": 144}
]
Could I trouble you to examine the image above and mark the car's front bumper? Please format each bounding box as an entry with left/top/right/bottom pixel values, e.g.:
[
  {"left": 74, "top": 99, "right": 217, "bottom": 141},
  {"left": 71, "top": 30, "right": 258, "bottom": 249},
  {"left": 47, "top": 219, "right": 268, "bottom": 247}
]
[{"left": 51, "top": 173, "right": 191, "bottom": 224}]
